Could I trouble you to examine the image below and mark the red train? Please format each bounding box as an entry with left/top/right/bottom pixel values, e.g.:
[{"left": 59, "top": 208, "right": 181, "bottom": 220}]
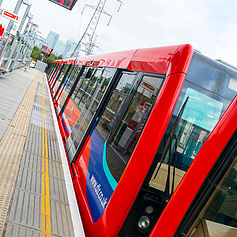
[{"left": 47, "top": 44, "right": 237, "bottom": 237}]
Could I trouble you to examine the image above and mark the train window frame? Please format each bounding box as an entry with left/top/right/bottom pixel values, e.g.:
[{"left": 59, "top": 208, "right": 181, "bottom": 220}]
[
  {"left": 49, "top": 63, "right": 59, "bottom": 81},
  {"left": 56, "top": 65, "right": 82, "bottom": 111},
  {"left": 144, "top": 52, "right": 237, "bottom": 199},
  {"left": 71, "top": 66, "right": 97, "bottom": 108},
  {"left": 92, "top": 71, "right": 165, "bottom": 183},
  {"left": 53, "top": 64, "right": 74, "bottom": 100},
  {"left": 53, "top": 64, "right": 71, "bottom": 97},
  {"left": 75, "top": 67, "right": 103, "bottom": 111},
  {"left": 65, "top": 67, "right": 118, "bottom": 163},
  {"left": 50, "top": 63, "right": 63, "bottom": 85},
  {"left": 94, "top": 71, "right": 139, "bottom": 143},
  {"left": 51, "top": 63, "right": 68, "bottom": 93}
]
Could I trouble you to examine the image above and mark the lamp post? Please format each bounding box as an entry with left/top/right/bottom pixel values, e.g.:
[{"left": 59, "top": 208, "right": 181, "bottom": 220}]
[
  {"left": 11, "top": 12, "right": 33, "bottom": 70},
  {"left": 22, "top": 22, "right": 38, "bottom": 64},
  {"left": 6, "top": 1, "right": 31, "bottom": 70},
  {"left": 0, "top": 0, "right": 31, "bottom": 69}
]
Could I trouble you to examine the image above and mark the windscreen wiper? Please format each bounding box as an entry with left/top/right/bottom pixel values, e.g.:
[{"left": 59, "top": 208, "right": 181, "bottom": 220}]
[{"left": 154, "top": 96, "right": 189, "bottom": 198}]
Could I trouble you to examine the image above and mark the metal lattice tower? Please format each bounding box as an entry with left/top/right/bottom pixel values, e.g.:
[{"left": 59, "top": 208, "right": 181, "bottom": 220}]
[{"left": 71, "top": 0, "right": 122, "bottom": 57}]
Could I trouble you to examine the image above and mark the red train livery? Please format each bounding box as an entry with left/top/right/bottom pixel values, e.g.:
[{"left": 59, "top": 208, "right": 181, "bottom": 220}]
[{"left": 47, "top": 44, "right": 237, "bottom": 237}]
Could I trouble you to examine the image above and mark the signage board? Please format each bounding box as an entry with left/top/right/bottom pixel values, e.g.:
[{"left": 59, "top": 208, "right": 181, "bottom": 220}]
[
  {"left": 41, "top": 45, "right": 52, "bottom": 57},
  {"left": 48, "top": 0, "right": 78, "bottom": 10},
  {"left": 1, "top": 10, "right": 19, "bottom": 23}
]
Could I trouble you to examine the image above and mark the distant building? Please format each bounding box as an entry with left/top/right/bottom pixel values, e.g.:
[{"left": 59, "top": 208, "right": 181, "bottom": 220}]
[
  {"left": 45, "top": 31, "right": 59, "bottom": 49},
  {"left": 54, "top": 40, "right": 66, "bottom": 56},
  {"left": 63, "top": 40, "right": 78, "bottom": 58}
]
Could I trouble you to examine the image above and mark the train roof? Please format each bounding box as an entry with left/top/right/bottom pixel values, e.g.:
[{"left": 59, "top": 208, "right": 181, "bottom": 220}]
[
  {"left": 54, "top": 44, "right": 194, "bottom": 75},
  {"left": 53, "top": 44, "right": 237, "bottom": 77}
]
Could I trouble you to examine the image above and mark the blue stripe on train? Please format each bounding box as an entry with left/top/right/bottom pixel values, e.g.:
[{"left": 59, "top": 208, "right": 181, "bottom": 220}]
[{"left": 86, "top": 130, "right": 118, "bottom": 223}]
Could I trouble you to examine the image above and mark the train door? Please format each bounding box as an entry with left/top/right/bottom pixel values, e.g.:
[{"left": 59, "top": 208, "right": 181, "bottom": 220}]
[
  {"left": 72, "top": 71, "right": 165, "bottom": 227},
  {"left": 48, "top": 63, "right": 57, "bottom": 81},
  {"left": 47, "top": 63, "right": 56, "bottom": 80},
  {"left": 58, "top": 67, "right": 95, "bottom": 140},
  {"left": 52, "top": 64, "right": 71, "bottom": 97},
  {"left": 49, "top": 62, "right": 63, "bottom": 87},
  {"left": 56, "top": 65, "right": 82, "bottom": 113},
  {"left": 65, "top": 67, "right": 117, "bottom": 160},
  {"left": 53, "top": 64, "right": 74, "bottom": 101}
]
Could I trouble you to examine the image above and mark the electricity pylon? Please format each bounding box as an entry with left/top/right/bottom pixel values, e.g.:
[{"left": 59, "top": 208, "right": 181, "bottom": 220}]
[{"left": 71, "top": 0, "right": 122, "bottom": 57}]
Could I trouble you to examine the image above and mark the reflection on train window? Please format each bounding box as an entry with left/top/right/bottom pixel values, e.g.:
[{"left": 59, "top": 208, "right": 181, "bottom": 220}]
[
  {"left": 66, "top": 68, "right": 116, "bottom": 161},
  {"left": 51, "top": 64, "right": 62, "bottom": 83},
  {"left": 95, "top": 73, "right": 136, "bottom": 141},
  {"left": 148, "top": 83, "right": 229, "bottom": 194},
  {"left": 72, "top": 67, "right": 94, "bottom": 105},
  {"left": 95, "top": 74, "right": 164, "bottom": 182},
  {"left": 148, "top": 53, "right": 237, "bottom": 197},
  {"left": 188, "top": 160, "right": 237, "bottom": 237},
  {"left": 53, "top": 64, "right": 70, "bottom": 97},
  {"left": 57, "top": 65, "right": 82, "bottom": 110}
]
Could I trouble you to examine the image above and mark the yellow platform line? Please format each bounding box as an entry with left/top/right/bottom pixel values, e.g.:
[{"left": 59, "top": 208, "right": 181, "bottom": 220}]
[{"left": 41, "top": 75, "right": 52, "bottom": 237}]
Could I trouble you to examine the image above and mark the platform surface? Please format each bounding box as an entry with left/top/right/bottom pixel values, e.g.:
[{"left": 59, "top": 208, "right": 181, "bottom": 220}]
[{"left": 0, "top": 69, "right": 77, "bottom": 237}]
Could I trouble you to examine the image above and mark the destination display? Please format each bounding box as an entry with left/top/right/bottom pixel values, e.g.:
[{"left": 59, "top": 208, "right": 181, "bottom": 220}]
[{"left": 48, "top": 0, "right": 78, "bottom": 10}]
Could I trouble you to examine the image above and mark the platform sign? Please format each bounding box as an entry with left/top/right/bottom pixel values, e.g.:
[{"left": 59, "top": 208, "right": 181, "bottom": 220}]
[
  {"left": 48, "top": 0, "right": 78, "bottom": 10},
  {"left": 41, "top": 45, "right": 52, "bottom": 57},
  {"left": 1, "top": 10, "right": 19, "bottom": 23}
]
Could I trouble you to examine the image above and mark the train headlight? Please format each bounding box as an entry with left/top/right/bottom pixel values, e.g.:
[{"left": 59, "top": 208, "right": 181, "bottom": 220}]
[
  {"left": 145, "top": 205, "right": 154, "bottom": 215},
  {"left": 138, "top": 216, "right": 150, "bottom": 231}
]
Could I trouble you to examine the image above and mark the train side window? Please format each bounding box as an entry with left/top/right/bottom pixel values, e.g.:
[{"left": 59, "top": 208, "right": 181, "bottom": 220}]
[
  {"left": 72, "top": 67, "right": 95, "bottom": 105},
  {"left": 53, "top": 64, "right": 70, "bottom": 95},
  {"left": 94, "top": 74, "right": 164, "bottom": 183},
  {"left": 50, "top": 63, "right": 62, "bottom": 83},
  {"left": 66, "top": 68, "right": 116, "bottom": 161},
  {"left": 57, "top": 65, "right": 82, "bottom": 110},
  {"left": 187, "top": 159, "right": 237, "bottom": 237},
  {"left": 95, "top": 72, "right": 136, "bottom": 141},
  {"left": 78, "top": 68, "right": 103, "bottom": 110}
]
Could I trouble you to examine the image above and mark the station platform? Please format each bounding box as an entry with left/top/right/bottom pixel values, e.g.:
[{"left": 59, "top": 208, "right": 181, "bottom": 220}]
[{"left": 0, "top": 69, "right": 84, "bottom": 237}]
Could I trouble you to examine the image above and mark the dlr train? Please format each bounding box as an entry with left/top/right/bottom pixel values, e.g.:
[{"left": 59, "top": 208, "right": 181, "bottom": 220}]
[{"left": 47, "top": 44, "right": 237, "bottom": 237}]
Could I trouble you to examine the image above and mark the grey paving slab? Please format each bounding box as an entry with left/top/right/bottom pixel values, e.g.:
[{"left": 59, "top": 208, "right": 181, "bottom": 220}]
[
  {"left": 50, "top": 200, "right": 74, "bottom": 237},
  {"left": 4, "top": 222, "right": 60, "bottom": 237},
  {"left": 7, "top": 189, "right": 41, "bottom": 231},
  {"left": 0, "top": 69, "right": 37, "bottom": 141}
]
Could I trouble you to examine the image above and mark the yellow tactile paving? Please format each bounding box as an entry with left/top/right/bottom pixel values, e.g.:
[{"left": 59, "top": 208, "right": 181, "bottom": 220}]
[{"left": 0, "top": 71, "right": 40, "bottom": 236}]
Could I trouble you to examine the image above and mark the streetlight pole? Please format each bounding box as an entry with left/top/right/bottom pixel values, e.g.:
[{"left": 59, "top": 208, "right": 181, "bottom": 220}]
[
  {"left": 22, "top": 23, "right": 37, "bottom": 64},
  {"left": 21, "top": 22, "right": 33, "bottom": 61},
  {"left": 11, "top": 14, "right": 33, "bottom": 70},
  {"left": 6, "top": 3, "right": 31, "bottom": 70},
  {"left": 0, "top": 0, "right": 30, "bottom": 68}
]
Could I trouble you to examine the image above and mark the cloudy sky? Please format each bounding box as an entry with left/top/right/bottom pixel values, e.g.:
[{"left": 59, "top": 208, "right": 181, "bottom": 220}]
[{"left": 0, "top": 0, "right": 237, "bottom": 66}]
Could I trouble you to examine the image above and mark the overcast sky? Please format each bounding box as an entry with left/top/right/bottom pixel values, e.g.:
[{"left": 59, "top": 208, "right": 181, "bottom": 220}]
[{"left": 1, "top": 0, "right": 237, "bottom": 66}]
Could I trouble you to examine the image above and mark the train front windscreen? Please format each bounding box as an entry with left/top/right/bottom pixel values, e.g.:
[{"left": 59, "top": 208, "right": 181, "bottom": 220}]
[{"left": 119, "top": 51, "right": 237, "bottom": 236}]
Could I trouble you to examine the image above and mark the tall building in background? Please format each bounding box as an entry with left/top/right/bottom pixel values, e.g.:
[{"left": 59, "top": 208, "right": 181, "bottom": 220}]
[
  {"left": 45, "top": 31, "right": 59, "bottom": 49},
  {"left": 54, "top": 40, "right": 66, "bottom": 56},
  {"left": 63, "top": 40, "right": 77, "bottom": 58}
]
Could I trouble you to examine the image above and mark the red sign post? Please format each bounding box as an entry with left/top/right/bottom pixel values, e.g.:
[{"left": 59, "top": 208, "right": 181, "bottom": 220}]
[
  {"left": 0, "top": 25, "right": 5, "bottom": 36},
  {"left": 1, "top": 10, "right": 19, "bottom": 23}
]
